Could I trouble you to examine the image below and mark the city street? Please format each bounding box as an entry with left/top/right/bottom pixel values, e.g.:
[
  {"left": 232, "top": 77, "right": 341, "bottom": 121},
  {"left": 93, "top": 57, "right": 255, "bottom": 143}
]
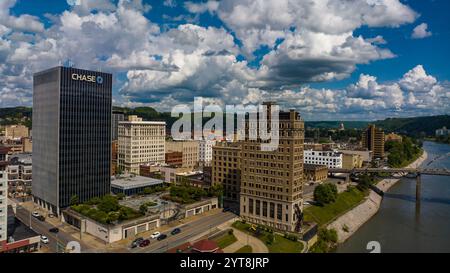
[
  {"left": 15, "top": 205, "right": 88, "bottom": 253},
  {"left": 131, "top": 211, "right": 236, "bottom": 253}
]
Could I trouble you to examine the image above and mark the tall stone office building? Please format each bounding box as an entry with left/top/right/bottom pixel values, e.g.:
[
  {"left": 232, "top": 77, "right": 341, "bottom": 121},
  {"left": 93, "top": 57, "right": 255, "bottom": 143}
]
[
  {"left": 212, "top": 141, "right": 241, "bottom": 210},
  {"left": 239, "top": 103, "right": 305, "bottom": 232},
  {"left": 362, "top": 124, "right": 385, "bottom": 159},
  {"left": 33, "top": 66, "right": 112, "bottom": 214}
]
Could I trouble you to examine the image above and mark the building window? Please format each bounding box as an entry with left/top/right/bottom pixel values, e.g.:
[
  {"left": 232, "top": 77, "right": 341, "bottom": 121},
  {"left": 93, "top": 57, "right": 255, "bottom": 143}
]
[
  {"left": 249, "top": 198, "right": 254, "bottom": 214},
  {"left": 270, "top": 203, "right": 275, "bottom": 218},
  {"left": 277, "top": 204, "right": 282, "bottom": 220},
  {"left": 262, "top": 201, "right": 267, "bottom": 217},
  {"left": 255, "top": 200, "right": 260, "bottom": 216}
]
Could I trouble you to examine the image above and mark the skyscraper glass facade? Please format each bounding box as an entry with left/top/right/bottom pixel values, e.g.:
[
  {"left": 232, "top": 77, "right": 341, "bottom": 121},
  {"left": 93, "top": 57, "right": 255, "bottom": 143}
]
[{"left": 33, "top": 67, "right": 112, "bottom": 213}]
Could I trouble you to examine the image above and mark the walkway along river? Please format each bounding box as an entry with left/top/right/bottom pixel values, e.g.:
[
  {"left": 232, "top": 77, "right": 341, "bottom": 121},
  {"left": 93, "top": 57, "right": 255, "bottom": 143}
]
[{"left": 336, "top": 141, "right": 450, "bottom": 253}]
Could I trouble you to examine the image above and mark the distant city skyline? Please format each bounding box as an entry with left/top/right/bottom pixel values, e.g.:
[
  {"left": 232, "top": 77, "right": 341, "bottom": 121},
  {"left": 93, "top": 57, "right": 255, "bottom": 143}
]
[{"left": 0, "top": 0, "right": 449, "bottom": 120}]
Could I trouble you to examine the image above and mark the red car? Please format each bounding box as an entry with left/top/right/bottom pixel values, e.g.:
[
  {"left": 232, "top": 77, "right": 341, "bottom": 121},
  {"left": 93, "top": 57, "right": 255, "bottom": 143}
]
[{"left": 139, "top": 239, "right": 150, "bottom": 247}]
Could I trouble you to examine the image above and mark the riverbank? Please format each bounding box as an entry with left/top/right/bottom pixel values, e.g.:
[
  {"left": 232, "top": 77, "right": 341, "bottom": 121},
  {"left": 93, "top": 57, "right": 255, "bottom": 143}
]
[{"left": 327, "top": 150, "right": 428, "bottom": 244}]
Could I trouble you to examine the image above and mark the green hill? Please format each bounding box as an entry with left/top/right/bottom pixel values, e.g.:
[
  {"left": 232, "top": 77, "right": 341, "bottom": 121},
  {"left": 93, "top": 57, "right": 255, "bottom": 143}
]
[
  {"left": 1, "top": 106, "right": 448, "bottom": 137},
  {"left": 0, "top": 107, "right": 32, "bottom": 128},
  {"left": 304, "top": 121, "right": 369, "bottom": 129},
  {"left": 373, "top": 115, "right": 450, "bottom": 137}
]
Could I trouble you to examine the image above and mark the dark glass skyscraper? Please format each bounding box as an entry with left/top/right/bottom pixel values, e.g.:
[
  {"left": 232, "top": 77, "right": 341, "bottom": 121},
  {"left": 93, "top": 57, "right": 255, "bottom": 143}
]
[{"left": 33, "top": 66, "right": 112, "bottom": 214}]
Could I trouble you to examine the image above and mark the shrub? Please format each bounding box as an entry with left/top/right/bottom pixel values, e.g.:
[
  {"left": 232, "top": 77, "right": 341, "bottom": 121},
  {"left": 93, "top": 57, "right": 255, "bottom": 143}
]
[{"left": 228, "top": 229, "right": 234, "bottom": 235}]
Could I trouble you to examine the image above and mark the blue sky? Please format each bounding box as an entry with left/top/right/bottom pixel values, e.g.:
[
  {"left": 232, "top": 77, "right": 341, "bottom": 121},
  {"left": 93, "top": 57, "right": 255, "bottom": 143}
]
[{"left": 0, "top": 0, "right": 449, "bottom": 120}]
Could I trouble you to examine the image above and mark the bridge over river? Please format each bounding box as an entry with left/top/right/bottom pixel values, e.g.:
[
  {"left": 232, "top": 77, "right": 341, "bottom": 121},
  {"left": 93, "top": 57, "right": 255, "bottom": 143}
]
[{"left": 328, "top": 167, "right": 450, "bottom": 203}]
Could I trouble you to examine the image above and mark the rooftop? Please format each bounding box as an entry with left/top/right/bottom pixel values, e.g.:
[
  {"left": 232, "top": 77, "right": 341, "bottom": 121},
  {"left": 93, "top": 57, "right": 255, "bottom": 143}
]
[
  {"left": 111, "top": 174, "right": 164, "bottom": 190},
  {"left": 9, "top": 153, "right": 32, "bottom": 165}
]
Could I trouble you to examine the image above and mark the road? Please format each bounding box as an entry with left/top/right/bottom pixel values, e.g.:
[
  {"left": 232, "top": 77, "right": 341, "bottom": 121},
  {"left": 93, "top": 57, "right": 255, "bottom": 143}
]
[
  {"left": 131, "top": 211, "right": 236, "bottom": 253},
  {"left": 15, "top": 206, "right": 89, "bottom": 253}
]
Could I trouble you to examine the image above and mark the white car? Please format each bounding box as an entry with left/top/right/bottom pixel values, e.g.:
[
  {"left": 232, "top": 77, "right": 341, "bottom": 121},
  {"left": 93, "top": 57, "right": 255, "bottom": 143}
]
[
  {"left": 150, "top": 232, "right": 161, "bottom": 239},
  {"left": 40, "top": 235, "right": 49, "bottom": 244},
  {"left": 32, "top": 212, "right": 40, "bottom": 218}
]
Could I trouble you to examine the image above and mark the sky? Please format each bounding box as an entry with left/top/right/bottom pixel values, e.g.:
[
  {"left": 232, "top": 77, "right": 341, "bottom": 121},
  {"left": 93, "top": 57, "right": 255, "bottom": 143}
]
[{"left": 0, "top": 0, "right": 449, "bottom": 121}]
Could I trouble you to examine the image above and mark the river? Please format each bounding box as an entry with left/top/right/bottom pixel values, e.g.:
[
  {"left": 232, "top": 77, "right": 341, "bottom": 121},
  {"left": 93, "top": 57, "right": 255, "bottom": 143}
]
[{"left": 336, "top": 141, "right": 450, "bottom": 253}]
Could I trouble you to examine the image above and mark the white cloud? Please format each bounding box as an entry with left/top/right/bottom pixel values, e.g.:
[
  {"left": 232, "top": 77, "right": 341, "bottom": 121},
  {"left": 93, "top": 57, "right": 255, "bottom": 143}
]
[
  {"left": 1, "top": 0, "right": 448, "bottom": 120},
  {"left": 0, "top": 0, "right": 45, "bottom": 33},
  {"left": 412, "top": 23, "right": 432, "bottom": 39},
  {"left": 163, "top": 0, "right": 177, "bottom": 8},
  {"left": 399, "top": 65, "right": 437, "bottom": 92}
]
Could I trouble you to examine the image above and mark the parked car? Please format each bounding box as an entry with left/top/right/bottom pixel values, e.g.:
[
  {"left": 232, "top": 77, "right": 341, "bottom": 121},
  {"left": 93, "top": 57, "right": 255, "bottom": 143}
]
[
  {"left": 37, "top": 215, "right": 45, "bottom": 221},
  {"left": 139, "top": 239, "right": 150, "bottom": 247},
  {"left": 150, "top": 231, "right": 161, "bottom": 239},
  {"left": 157, "top": 234, "right": 167, "bottom": 241},
  {"left": 48, "top": 213, "right": 56, "bottom": 218},
  {"left": 222, "top": 207, "right": 231, "bottom": 212},
  {"left": 130, "top": 237, "right": 144, "bottom": 248},
  {"left": 40, "top": 235, "right": 49, "bottom": 244},
  {"left": 32, "top": 212, "right": 40, "bottom": 218},
  {"left": 49, "top": 227, "right": 59, "bottom": 233},
  {"left": 171, "top": 228, "right": 181, "bottom": 235}
]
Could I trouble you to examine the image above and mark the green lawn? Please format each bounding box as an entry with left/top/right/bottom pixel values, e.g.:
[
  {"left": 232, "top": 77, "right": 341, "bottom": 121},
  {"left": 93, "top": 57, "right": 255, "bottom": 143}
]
[
  {"left": 235, "top": 245, "right": 252, "bottom": 253},
  {"left": 231, "top": 221, "right": 304, "bottom": 253},
  {"left": 303, "top": 186, "right": 367, "bottom": 226},
  {"left": 213, "top": 232, "right": 238, "bottom": 249}
]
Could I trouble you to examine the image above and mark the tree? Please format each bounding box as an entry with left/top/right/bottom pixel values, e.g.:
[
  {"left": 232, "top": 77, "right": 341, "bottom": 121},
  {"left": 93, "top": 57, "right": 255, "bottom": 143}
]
[
  {"left": 357, "top": 174, "right": 373, "bottom": 191},
  {"left": 116, "top": 193, "right": 126, "bottom": 200},
  {"left": 143, "top": 187, "right": 153, "bottom": 195},
  {"left": 97, "top": 195, "right": 120, "bottom": 212},
  {"left": 139, "top": 204, "right": 148, "bottom": 215},
  {"left": 313, "top": 183, "right": 338, "bottom": 205}
]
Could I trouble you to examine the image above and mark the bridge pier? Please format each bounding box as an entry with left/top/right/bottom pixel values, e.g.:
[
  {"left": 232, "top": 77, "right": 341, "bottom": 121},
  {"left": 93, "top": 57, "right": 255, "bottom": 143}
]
[{"left": 416, "top": 173, "right": 421, "bottom": 203}]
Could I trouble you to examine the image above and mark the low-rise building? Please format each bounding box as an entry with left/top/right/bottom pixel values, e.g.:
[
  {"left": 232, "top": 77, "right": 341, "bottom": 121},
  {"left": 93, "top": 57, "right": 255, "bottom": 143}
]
[
  {"left": 111, "top": 174, "right": 164, "bottom": 196},
  {"left": 165, "top": 151, "right": 183, "bottom": 167},
  {"left": 166, "top": 140, "right": 199, "bottom": 169},
  {"left": 342, "top": 153, "right": 363, "bottom": 169},
  {"left": 0, "top": 210, "right": 41, "bottom": 253},
  {"left": 4, "top": 125, "right": 29, "bottom": 140},
  {"left": 139, "top": 163, "right": 163, "bottom": 178},
  {"left": 62, "top": 196, "right": 218, "bottom": 244},
  {"left": 7, "top": 153, "right": 32, "bottom": 198},
  {"left": 436, "top": 126, "right": 450, "bottom": 136},
  {"left": 175, "top": 170, "right": 211, "bottom": 189},
  {"left": 0, "top": 158, "right": 7, "bottom": 243},
  {"left": 304, "top": 150, "right": 342, "bottom": 169},
  {"left": 160, "top": 166, "right": 192, "bottom": 184},
  {"left": 339, "top": 150, "right": 372, "bottom": 163},
  {"left": 303, "top": 164, "right": 328, "bottom": 182},
  {"left": 385, "top": 133, "right": 403, "bottom": 143}
]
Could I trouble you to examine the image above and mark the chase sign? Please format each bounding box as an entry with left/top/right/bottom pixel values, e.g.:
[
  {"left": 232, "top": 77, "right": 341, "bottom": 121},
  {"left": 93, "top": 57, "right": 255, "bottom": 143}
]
[{"left": 72, "top": 73, "right": 103, "bottom": 84}]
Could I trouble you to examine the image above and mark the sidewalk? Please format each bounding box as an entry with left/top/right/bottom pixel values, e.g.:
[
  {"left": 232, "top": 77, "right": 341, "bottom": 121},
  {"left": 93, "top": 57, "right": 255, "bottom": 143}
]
[{"left": 220, "top": 223, "right": 269, "bottom": 253}]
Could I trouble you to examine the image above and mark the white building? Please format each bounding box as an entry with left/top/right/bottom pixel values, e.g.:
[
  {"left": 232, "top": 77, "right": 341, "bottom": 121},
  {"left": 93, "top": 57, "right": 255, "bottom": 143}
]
[
  {"left": 0, "top": 166, "right": 7, "bottom": 242},
  {"left": 7, "top": 153, "right": 32, "bottom": 198},
  {"left": 304, "top": 150, "right": 343, "bottom": 169},
  {"left": 436, "top": 126, "right": 449, "bottom": 136},
  {"left": 118, "top": 116, "right": 166, "bottom": 174},
  {"left": 198, "top": 139, "right": 216, "bottom": 166}
]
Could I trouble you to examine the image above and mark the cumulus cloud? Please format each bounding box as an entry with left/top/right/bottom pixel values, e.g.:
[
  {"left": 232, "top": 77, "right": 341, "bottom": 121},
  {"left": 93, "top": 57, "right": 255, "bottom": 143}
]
[
  {"left": 411, "top": 23, "right": 432, "bottom": 39},
  {"left": 1, "top": 0, "right": 448, "bottom": 120},
  {"left": 0, "top": 0, "right": 45, "bottom": 33}
]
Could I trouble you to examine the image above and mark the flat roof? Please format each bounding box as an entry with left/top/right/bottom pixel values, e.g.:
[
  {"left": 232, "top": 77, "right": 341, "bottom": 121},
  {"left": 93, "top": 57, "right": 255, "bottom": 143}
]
[
  {"left": 118, "top": 121, "right": 166, "bottom": 125},
  {"left": 8, "top": 215, "right": 39, "bottom": 242},
  {"left": 111, "top": 175, "right": 164, "bottom": 190}
]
